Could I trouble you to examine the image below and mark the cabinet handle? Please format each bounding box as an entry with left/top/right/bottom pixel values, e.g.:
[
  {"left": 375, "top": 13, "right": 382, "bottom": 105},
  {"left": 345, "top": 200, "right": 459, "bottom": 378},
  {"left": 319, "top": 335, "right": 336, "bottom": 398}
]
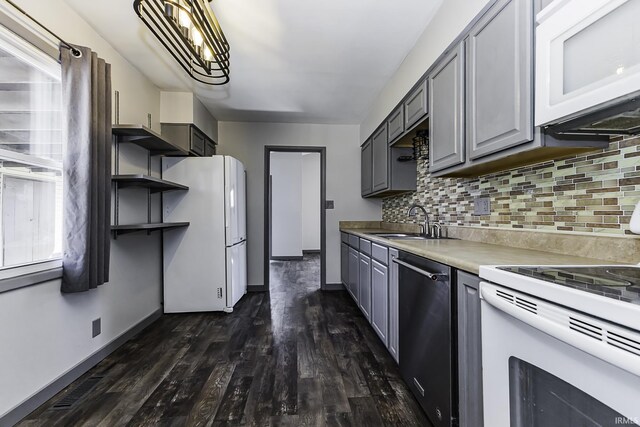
[{"left": 392, "top": 258, "right": 447, "bottom": 281}]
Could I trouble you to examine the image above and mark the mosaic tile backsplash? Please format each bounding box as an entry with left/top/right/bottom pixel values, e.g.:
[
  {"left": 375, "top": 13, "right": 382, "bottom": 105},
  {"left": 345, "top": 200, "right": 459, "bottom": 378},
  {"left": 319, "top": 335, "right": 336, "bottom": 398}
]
[{"left": 382, "top": 136, "right": 640, "bottom": 235}]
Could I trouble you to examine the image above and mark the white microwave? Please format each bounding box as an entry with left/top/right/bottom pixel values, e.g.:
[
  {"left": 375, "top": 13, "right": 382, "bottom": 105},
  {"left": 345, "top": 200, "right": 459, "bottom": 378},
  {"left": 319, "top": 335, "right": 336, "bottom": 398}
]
[{"left": 535, "top": 0, "right": 640, "bottom": 135}]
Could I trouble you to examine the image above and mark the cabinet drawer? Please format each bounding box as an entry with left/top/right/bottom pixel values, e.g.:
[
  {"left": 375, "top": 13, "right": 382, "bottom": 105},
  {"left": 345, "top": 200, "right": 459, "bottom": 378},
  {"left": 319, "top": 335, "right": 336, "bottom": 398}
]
[
  {"left": 341, "top": 232, "right": 349, "bottom": 244},
  {"left": 372, "top": 243, "right": 388, "bottom": 265},
  {"left": 359, "top": 238, "right": 372, "bottom": 256},
  {"left": 349, "top": 234, "right": 360, "bottom": 248},
  {"left": 405, "top": 80, "right": 428, "bottom": 129}
]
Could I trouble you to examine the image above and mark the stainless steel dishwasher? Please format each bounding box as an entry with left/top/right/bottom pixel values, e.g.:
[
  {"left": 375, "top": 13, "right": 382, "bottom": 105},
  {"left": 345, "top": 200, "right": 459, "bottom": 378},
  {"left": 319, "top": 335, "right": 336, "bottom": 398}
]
[{"left": 394, "top": 251, "right": 455, "bottom": 427}]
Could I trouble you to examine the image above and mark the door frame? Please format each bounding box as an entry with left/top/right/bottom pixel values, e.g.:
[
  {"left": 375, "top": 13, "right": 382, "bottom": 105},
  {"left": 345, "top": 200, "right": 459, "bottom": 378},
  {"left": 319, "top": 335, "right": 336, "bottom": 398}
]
[{"left": 264, "top": 146, "right": 327, "bottom": 291}]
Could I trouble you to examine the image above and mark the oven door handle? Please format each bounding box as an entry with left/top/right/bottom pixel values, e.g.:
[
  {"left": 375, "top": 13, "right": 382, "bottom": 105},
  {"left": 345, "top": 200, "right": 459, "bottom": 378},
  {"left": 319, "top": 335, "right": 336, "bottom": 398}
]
[
  {"left": 480, "top": 281, "right": 640, "bottom": 377},
  {"left": 392, "top": 258, "right": 448, "bottom": 281}
]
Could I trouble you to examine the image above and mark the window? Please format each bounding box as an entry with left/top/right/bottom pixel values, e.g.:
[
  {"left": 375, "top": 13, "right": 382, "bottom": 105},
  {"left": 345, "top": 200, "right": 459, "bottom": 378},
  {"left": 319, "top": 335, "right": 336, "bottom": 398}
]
[{"left": 0, "top": 25, "right": 62, "bottom": 276}]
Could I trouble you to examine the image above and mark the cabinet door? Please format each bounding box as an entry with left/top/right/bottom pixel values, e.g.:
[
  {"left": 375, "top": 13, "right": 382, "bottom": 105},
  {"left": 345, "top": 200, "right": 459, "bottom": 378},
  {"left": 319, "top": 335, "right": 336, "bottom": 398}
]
[
  {"left": 371, "top": 259, "right": 388, "bottom": 346},
  {"left": 387, "top": 248, "right": 399, "bottom": 363},
  {"left": 387, "top": 106, "right": 404, "bottom": 143},
  {"left": 204, "top": 139, "right": 216, "bottom": 156},
  {"left": 457, "top": 271, "right": 483, "bottom": 427},
  {"left": 348, "top": 247, "right": 359, "bottom": 304},
  {"left": 190, "top": 127, "right": 206, "bottom": 156},
  {"left": 467, "top": 0, "right": 533, "bottom": 160},
  {"left": 341, "top": 242, "right": 349, "bottom": 286},
  {"left": 371, "top": 124, "right": 388, "bottom": 192},
  {"left": 429, "top": 43, "right": 465, "bottom": 173},
  {"left": 404, "top": 80, "right": 428, "bottom": 129},
  {"left": 361, "top": 139, "right": 373, "bottom": 196},
  {"left": 358, "top": 253, "right": 371, "bottom": 321}
]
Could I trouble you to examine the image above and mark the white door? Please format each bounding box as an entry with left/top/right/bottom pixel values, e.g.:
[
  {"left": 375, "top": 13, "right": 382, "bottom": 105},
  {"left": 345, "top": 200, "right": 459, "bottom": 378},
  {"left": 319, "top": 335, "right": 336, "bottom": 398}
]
[
  {"left": 225, "top": 157, "right": 245, "bottom": 245},
  {"left": 481, "top": 282, "right": 640, "bottom": 426},
  {"left": 226, "top": 240, "right": 247, "bottom": 309}
]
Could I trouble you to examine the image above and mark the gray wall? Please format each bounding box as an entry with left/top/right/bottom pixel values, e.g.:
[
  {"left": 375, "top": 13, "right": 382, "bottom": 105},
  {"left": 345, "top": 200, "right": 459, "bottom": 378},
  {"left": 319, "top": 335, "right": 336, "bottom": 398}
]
[
  {"left": 0, "top": 0, "right": 164, "bottom": 418},
  {"left": 217, "top": 121, "right": 382, "bottom": 287}
]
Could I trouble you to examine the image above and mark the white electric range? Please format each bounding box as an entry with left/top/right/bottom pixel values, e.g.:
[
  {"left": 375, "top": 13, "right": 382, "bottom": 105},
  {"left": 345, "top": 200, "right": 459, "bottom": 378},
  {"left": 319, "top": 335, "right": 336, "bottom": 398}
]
[{"left": 479, "top": 265, "right": 640, "bottom": 427}]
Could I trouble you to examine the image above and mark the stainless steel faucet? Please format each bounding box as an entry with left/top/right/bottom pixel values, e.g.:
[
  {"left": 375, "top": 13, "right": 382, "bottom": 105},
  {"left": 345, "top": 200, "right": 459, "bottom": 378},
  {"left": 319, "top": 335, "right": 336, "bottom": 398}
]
[{"left": 407, "top": 203, "right": 430, "bottom": 237}]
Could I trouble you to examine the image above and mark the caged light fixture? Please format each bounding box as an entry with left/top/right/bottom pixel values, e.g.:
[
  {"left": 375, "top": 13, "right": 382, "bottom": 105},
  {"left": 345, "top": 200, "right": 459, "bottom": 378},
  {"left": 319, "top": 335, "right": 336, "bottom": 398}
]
[{"left": 133, "top": 0, "right": 230, "bottom": 85}]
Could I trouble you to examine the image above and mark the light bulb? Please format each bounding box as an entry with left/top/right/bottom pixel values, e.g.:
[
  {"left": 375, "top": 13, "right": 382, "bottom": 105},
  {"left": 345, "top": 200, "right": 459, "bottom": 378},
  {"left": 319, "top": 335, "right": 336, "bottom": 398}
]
[
  {"left": 192, "top": 28, "right": 203, "bottom": 46},
  {"left": 178, "top": 9, "right": 191, "bottom": 28},
  {"left": 204, "top": 47, "right": 213, "bottom": 61}
]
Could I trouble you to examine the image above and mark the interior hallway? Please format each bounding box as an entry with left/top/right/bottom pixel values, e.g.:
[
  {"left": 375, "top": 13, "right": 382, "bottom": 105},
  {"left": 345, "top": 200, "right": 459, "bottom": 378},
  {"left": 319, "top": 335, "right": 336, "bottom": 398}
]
[{"left": 19, "top": 255, "right": 428, "bottom": 426}]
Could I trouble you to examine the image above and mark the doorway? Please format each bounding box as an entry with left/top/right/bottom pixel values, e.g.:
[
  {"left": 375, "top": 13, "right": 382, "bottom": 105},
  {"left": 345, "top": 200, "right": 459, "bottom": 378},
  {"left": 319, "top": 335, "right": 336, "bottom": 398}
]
[{"left": 264, "top": 146, "right": 326, "bottom": 291}]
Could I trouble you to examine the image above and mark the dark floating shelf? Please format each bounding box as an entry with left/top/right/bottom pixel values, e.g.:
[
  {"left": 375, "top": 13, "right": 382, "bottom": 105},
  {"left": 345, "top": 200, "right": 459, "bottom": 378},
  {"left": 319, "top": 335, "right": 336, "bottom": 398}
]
[
  {"left": 112, "top": 174, "right": 188, "bottom": 193},
  {"left": 111, "top": 222, "right": 190, "bottom": 236},
  {"left": 112, "top": 124, "right": 187, "bottom": 156}
]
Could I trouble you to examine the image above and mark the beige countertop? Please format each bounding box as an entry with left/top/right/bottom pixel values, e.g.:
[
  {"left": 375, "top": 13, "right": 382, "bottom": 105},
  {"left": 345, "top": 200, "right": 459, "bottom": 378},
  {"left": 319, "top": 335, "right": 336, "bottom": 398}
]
[{"left": 341, "top": 228, "right": 620, "bottom": 275}]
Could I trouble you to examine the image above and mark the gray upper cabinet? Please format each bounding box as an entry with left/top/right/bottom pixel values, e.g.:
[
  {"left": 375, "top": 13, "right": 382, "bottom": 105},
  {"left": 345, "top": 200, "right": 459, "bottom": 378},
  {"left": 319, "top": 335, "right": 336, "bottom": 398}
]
[
  {"left": 387, "top": 106, "right": 404, "bottom": 144},
  {"left": 161, "top": 123, "right": 213, "bottom": 157},
  {"left": 371, "top": 124, "right": 389, "bottom": 192},
  {"left": 359, "top": 253, "right": 372, "bottom": 321},
  {"left": 457, "top": 271, "right": 483, "bottom": 427},
  {"left": 429, "top": 42, "right": 466, "bottom": 173},
  {"left": 361, "top": 139, "right": 373, "bottom": 196},
  {"left": 466, "top": 0, "right": 533, "bottom": 160},
  {"left": 404, "top": 80, "right": 428, "bottom": 130},
  {"left": 388, "top": 248, "right": 399, "bottom": 363},
  {"left": 371, "top": 259, "right": 388, "bottom": 346}
]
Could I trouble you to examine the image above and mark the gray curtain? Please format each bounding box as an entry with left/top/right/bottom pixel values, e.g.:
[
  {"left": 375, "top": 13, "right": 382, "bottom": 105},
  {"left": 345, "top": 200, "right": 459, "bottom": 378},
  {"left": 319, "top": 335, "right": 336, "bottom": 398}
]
[{"left": 60, "top": 45, "right": 112, "bottom": 293}]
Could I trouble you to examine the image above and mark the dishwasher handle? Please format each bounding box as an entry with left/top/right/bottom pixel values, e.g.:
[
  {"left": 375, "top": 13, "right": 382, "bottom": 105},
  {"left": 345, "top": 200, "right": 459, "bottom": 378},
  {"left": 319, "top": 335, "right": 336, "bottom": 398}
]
[{"left": 392, "top": 258, "right": 448, "bottom": 281}]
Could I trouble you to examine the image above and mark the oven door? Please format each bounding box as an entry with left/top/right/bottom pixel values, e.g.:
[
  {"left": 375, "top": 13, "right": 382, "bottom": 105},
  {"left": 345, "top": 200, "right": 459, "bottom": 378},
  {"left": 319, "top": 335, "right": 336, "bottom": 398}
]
[
  {"left": 481, "top": 281, "right": 640, "bottom": 427},
  {"left": 535, "top": 0, "right": 640, "bottom": 127}
]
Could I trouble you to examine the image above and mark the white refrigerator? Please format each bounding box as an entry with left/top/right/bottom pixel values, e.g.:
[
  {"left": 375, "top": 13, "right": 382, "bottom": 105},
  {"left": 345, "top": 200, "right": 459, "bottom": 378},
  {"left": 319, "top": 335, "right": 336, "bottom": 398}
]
[{"left": 162, "top": 156, "right": 247, "bottom": 313}]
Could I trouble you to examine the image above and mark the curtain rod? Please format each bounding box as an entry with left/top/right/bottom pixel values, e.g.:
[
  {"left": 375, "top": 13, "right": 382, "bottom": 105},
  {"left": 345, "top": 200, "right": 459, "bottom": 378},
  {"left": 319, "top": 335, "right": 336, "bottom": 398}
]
[{"left": 5, "top": 0, "right": 82, "bottom": 57}]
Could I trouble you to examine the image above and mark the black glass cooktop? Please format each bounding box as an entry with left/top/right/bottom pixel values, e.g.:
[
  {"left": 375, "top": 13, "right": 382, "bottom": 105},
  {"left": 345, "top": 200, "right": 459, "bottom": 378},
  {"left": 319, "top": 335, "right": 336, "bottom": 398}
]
[{"left": 497, "top": 266, "right": 640, "bottom": 305}]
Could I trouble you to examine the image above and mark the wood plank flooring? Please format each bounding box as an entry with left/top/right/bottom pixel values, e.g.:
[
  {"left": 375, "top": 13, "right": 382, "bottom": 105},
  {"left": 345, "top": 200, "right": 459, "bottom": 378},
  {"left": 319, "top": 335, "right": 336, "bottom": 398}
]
[{"left": 19, "top": 255, "right": 430, "bottom": 426}]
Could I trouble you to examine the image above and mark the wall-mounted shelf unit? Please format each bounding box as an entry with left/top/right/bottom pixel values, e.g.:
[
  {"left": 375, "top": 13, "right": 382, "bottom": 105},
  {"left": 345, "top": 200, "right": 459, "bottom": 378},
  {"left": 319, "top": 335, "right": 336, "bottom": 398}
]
[
  {"left": 113, "top": 124, "right": 188, "bottom": 156},
  {"left": 112, "top": 174, "right": 188, "bottom": 193},
  {"left": 112, "top": 124, "right": 190, "bottom": 238},
  {"left": 111, "top": 222, "right": 190, "bottom": 237}
]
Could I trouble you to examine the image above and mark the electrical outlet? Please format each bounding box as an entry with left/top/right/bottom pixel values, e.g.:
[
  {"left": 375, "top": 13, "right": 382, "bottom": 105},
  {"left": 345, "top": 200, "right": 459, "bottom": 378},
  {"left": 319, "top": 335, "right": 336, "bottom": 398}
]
[
  {"left": 474, "top": 197, "right": 491, "bottom": 216},
  {"left": 92, "top": 318, "right": 101, "bottom": 338}
]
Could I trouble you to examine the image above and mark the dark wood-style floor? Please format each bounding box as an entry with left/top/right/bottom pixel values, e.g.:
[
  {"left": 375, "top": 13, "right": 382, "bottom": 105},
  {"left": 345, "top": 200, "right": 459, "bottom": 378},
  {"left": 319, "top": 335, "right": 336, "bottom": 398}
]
[{"left": 19, "top": 255, "right": 429, "bottom": 426}]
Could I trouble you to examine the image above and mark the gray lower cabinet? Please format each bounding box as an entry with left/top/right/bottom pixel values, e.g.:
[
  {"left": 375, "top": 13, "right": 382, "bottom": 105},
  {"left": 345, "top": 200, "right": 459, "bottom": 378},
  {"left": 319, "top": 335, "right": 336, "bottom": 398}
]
[
  {"left": 348, "top": 247, "right": 359, "bottom": 303},
  {"left": 361, "top": 139, "right": 373, "bottom": 196},
  {"left": 371, "top": 259, "right": 388, "bottom": 346},
  {"left": 388, "top": 248, "right": 399, "bottom": 363},
  {"left": 429, "top": 42, "right": 466, "bottom": 173},
  {"left": 371, "top": 124, "right": 388, "bottom": 192},
  {"left": 466, "top": 0, "right": 533, "bottom": 160},
  {"left": 457, "top": 271, "right": 483, "bottom": 427},
  {"left": 358, "top": 252, "right": 372, "bottom": 321},
  {"left": 341, "top": 242, "right": 349, "bottom": 287}
]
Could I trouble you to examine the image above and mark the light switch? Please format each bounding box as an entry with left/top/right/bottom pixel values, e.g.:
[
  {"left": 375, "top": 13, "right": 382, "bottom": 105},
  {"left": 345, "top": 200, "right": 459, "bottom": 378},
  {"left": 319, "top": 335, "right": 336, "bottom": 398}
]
[{"left": 325, "top": 200, "right": 335, "bottom": 209}]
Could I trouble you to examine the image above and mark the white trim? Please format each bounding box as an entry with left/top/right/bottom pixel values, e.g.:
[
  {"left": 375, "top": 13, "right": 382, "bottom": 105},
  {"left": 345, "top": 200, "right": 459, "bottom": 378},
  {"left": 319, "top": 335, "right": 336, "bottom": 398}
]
[
  {"left": 0, "top": 0, "right": 59, "bottom": 59},
  {"left": 0, "top": 23, "right": 59, "bottom": 79},
  {"left": 0, "top": 259, "right": 62, "bottom": 280}
]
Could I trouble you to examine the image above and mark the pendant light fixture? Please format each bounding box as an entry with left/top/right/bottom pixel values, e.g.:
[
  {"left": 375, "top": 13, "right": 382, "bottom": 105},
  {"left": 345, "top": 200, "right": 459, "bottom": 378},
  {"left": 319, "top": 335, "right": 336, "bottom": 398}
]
[{"left": 133, "top": 0, "right": 230, "bottom": 85}]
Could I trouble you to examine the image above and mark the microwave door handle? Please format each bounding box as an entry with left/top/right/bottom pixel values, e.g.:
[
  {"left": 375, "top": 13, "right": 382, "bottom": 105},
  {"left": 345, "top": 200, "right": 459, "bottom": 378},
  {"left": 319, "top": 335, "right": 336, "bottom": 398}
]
[
  {"left": 480, "top": 282, "right": 640, "bottom": 378},
  {"left": 392, "top": 258, "right": 448, "bottom": 281}
]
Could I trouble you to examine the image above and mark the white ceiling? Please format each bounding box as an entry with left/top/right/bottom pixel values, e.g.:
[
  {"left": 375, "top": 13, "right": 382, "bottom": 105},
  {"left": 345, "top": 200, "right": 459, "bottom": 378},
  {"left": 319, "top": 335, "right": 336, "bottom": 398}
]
[{"left": 62, "top": 0, "right": 442, "bottom": 124}]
